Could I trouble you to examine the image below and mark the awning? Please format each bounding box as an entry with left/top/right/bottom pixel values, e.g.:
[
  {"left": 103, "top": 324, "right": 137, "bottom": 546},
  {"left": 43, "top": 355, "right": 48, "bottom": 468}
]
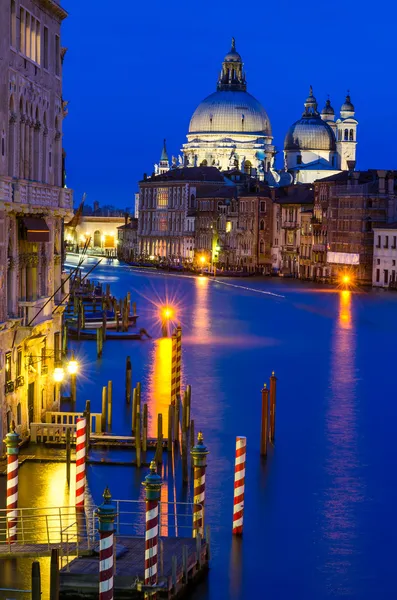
[{"left": 19, "top": 217, "right": 50, "bottom": 242}]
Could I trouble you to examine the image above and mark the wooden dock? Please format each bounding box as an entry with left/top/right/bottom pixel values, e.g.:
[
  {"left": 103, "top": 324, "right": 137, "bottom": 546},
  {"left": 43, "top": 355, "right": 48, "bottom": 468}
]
[{"left": 60, "top": 536, "right": 209, "bottom": 599}]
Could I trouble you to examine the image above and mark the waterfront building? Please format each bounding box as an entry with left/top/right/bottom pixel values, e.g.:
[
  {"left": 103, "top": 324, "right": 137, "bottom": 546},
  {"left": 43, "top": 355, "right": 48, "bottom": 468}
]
[
  {"left": 182, "top": 39, "right": 275, "bottom": 178},
  {"left": 137, "top": 166, "right": 225, "bottom": 260},
  {"left": 275, "top": 185, "right": 314, "bottom": 276},
  {"left": 0, "top": 0, "right": 72, "bottom": 446},
  {"left": 372, "top": 225, "right": 397, "bottom": 288},
  {"left": 67, "top": 216, "right": 125, "bottom": 253},
  {"left": 299, "top": 209, "right": 314, "bottom": 279},
  {"left": 284, "top": 88, "right": 358, "bottom": 184},
  {"left": 315, "top": 170, "right": 397, "bottom": 284},
  {"left": 117, "top": 218, "right": 138, "bottom": 262}
]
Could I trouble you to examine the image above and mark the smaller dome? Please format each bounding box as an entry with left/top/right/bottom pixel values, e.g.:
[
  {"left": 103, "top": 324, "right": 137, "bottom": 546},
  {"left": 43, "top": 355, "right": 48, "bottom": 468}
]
[
  {"left": 284, "top": 117, "right": 336, "bottom": 151},
  {"left": 224, "top": 37, "right": 241, "bottom": 62},
  {"left": 321, "top": 98, "right": 334, "bottom": 116},
  {"left": 341, "top": 93, "right": 355, "bottom": 113}
]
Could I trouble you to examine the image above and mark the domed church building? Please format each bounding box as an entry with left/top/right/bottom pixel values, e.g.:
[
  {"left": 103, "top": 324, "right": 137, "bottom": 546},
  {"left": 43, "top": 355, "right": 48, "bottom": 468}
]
[
  {"left": 284, "top": 87, "right": 358, "bottom": 184},
  {"left": 182, "top": 39, "right": 275, "bottom": 179}
]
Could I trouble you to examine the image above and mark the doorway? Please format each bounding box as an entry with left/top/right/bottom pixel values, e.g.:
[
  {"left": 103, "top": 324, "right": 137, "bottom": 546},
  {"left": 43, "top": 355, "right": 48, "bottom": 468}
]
[{"left": 28, "top": 382, "right": 35, "bottom": 426}]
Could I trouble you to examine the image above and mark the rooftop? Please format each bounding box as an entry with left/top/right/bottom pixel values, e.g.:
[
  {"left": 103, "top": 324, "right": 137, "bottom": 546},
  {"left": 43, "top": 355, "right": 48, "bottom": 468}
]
[{"left": 141, "top": 167, "right": 225, "bottom": 184}]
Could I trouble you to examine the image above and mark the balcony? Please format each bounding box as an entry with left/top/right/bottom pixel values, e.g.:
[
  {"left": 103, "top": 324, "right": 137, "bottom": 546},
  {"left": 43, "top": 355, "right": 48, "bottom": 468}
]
[
  {"left": 282, "top": 221, "right": 299, "bottom": 229},
  {"left": 313, "top": 243, "right": 326, "bottom": 252},
  {"left": 0, "top": 176, "right": 73, "bottom": 211},
  {"left": 18, "top": 297, "right": 53, "bottom": 327}
]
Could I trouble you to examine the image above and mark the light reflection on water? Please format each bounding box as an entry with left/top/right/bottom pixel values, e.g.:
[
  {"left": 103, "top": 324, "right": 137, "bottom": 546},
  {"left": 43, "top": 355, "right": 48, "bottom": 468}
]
[{"left": 321, "top": 291, "right": 364, "bottom": 594}]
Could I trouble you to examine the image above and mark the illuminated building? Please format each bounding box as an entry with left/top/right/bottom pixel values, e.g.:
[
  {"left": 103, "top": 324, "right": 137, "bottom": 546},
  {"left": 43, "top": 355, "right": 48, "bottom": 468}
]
[
  {"left": 284, "top": 88, "right": 358, "bottom": 184},
  {"left": 117, "top": 217, "right": 138, "bottom": 261},
  {"left": 182, "top": 39, "right": 275, "bottom": 178},
  {"left": 313, "top": 170, "right": 397, "bottom": 283},
  {"left": 0, "top": 0, "right": 73, "bottom": 448},
  {"left": 138, "top": 167, "right": 224, "bottom": 260},
  {"left": 68, "top": 216, "right": 125, "bottom": 254},
  {"left": 372, "top": 225, "right": 397, "bottom": 288}
]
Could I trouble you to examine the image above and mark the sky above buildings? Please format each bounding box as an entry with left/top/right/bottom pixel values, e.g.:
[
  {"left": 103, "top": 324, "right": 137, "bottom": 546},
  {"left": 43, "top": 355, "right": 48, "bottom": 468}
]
[{"left": 62, "top": 0, "right": 397, "bottom": 208}]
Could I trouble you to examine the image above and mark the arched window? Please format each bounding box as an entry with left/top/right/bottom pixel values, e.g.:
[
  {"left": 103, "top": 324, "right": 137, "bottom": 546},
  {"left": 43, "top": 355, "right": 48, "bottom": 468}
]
[
  {"left": 93, "top": 230, "right": 101, "bottom": 247},
  {"left": 338, "top": 129, "right": 342, "bottom": 141},
  {"left": 244, "top": 160, "right": 252, "bottom": 175},
  {"left": 8, "top": 95, "right": 16, "bottom": 176},
  {"left": 349, "top": 129, "right": 354, "bottom": 141},
  {"left": 190, "top": 193, "right": 195, "bottom": 208},
  {"left": 260, "top": 240, "right": 265, "bottom": 254},
  {"left": 260, "top": 219, "right": 265, "bottom": 231},
  {"left": 33, "top": 106, "right": 40, "bottom": 180},
  {"left": 200, "top": 159, "right": 208, "bottom": 166},
  {"left": 42, "top": 112, "right": 47, "bottom": 182},
  {"left": 344, "top": 128, "right": 349, "bottom": 141}
]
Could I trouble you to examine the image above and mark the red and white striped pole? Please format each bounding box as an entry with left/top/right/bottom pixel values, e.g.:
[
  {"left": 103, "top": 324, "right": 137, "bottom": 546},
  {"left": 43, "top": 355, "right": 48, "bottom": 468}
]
[
  {"left": 190, "top": 432, "right": 209, "bottom": 537},
  {"left": 232, "top": 436, "right": 246, "bottom": 535},
  {"left": 171, "top": 332, "right": 177, "bottom": 405},
  {"left": 4, "top": 425, "right": 20, "bottom": 543},
  {"left": 75, "top": 417, "right": 86, "bottom": 508},
  {"left": 142, "top": 461, "right": 162, "bottom": 594},
  {"left": 175, "top": 325, "right": 182, "bottom": 399},
  {"left": 96, "top": 487, "right": 116, "bottom": 600}
]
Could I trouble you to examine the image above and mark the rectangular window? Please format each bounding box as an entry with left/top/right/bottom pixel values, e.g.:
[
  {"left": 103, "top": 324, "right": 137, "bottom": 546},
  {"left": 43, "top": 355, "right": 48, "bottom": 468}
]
[
  {"left": 19, "top": 8, "right": 40, "bottom": 64},
  {"left": 376, "top": 268, "right": 380, "bottom": 283},
  {"left": 16, "top": 348, "right": 22, "bottom": 377},
  {"left": 377, "top": 258, "right": 380, "bottom": 265},
  {"left": 385, "top": 235, "right": 389, "bottom": 248},
  {"left": 157, "top": 188, "right": 169, "bottom": 207},
  {"left": 5, "top": 352, "right": 12, "bottom": 384},
  {"left": 260, "top": 201, "right": 266, "bottom": 212},
  {"left": 384, "top": 270, "right": 389, "bottom": 285},
  {"left": 377, "top": 235, "right": 381, "bottom": 248},
  {"left": 10, "top": 0, "right": 16, "bottom": 47},
  {"left": 55, "top": 34, "right": 60, "bottom": 76},
  {"left": 392, "top": 236, "right": 397, "bottom": 249},
  {"left": 393, "top": 260, "right": 396, "bottom": 267}
]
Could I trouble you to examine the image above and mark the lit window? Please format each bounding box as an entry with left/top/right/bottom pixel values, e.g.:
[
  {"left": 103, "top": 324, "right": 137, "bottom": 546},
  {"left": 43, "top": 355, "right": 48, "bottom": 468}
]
[
  {"left": 19, "top": 8, "right": 41, "bottom": 65},
  {"left": 157, "top": 188, "right": 169, "bottom": 207}
]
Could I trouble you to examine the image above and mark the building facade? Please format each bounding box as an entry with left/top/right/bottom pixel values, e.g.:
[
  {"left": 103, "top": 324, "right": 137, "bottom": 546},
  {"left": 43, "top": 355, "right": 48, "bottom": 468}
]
[
  {"left": 67, "top": 216, "right": 125, "bottom": 253},
  {"left": 372, "top": 226, "right": 397, "bottom": 288},
  {"left": 138, "top": 167, "right": 225, "bottom": 260},
  {"left": 0, "top": 0, "right": 72, "bottom": 447},
  {"left": 317, "top": 170, "right": 397, "bottom": 284},
  {"left": 117, "top": 218, "right": 138, "bottom": 262}
]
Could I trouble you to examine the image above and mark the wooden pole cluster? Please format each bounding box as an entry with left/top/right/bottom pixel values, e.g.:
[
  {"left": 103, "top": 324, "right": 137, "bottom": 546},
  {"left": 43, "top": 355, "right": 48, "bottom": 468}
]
[
  {"left": 260, "top": 371, "right": 277, "bottom": 456},
  {"left": 125, "top": 356, "right": 132, "bottom": 403}
]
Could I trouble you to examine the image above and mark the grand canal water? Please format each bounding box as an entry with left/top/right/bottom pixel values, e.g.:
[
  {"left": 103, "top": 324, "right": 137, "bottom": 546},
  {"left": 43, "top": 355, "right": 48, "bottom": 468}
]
[{"left": 1, "top": 256, "right": 397, "bottom": 599}]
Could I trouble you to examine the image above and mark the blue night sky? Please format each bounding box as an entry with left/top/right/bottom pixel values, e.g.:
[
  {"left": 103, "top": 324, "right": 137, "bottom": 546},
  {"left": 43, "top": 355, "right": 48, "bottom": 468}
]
[{"left": 62, "top": 0, "right": 397, "bottom": 209}]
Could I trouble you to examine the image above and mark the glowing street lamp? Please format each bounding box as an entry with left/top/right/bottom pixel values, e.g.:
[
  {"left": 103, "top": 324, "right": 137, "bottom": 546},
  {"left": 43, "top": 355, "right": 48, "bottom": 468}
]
[
  {"left": 67, "top": 355, "right": 79, "bottom": 403},
  {"left": 53, "top": 367, "right": 65, "bottom": 383},
  {"left": 160, "top": 306, "right": 174, "bottom": 337}
]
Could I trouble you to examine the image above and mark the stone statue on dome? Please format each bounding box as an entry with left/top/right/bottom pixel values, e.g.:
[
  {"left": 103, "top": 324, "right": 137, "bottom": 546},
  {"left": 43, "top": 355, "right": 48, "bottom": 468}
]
[
  {"left": 154, "top": 164, "right": 159, "bottom": 175},
  {"left": 178, "top": 154, "right": 184, "bottom": 166}
]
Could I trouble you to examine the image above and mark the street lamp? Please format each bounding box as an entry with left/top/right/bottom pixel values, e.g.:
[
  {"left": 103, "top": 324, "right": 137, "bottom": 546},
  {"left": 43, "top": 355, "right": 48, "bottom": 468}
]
[
  {"left": 160, "top": 306, "right": 174, "bottom": 337},
  {"left": 67, "top": 354, "right": 79, "bottom": 403}
]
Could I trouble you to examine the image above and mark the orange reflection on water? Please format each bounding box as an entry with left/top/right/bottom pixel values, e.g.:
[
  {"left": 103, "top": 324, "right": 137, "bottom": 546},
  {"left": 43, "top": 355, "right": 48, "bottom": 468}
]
[
  {"left": 322, "top": 290, "right": 363, "bottom": 589},
  {"left": 192, "top": 276, "right": 210, "bottom": 340},
  {"left": 339, "top": 290, "right": 352, "bottom": 329},
  {"left": 148, "top": 337, "right": 172, "bottom": 437}
]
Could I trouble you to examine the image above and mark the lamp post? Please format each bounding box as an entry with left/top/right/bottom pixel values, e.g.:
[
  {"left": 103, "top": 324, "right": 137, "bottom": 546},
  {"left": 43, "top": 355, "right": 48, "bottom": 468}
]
[
  {"left": 160, "top": 306, "right": 174, "bottom": 338},
  {"left": 53, "top": 366, "right": 64, "bottom": 405}
]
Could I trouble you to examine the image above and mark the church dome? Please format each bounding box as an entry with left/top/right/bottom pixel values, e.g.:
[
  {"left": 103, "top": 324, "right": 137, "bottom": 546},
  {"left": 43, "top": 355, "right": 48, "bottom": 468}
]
[
  {"left": 284, "top": 117, "right": 336, "bottom": 151},
  {"left": 189, "top": 90, "right": 272, "bottom": 136},
  {"left": 341, "top": 94, "right": 354, "bottom": 113},
  {"left": 321, "top": 98, "right": 335, "bottom": 116}
]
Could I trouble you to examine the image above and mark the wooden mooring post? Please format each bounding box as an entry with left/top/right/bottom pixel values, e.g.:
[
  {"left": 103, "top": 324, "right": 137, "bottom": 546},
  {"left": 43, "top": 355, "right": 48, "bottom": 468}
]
[
  {"left": 96, "top": 328, "right": 103, "bottom": 358},
  {"left": 168, "top": 404, "right": 174, "bottom": 452},
  {"left": 66, "top": 427, "right": 71, "bottom": 486},
  {"left": 136, "top": 404, "right": 141, "bottom": 467},
  {"left": 85, "top": 400, "right": 91, "bottom": 451},
  {"left": 154, "top": 413, "right": 163, "bottom": 464},
  {"left": 101, "top": 386, "right": 107, "bottom": 432},
  {"left": 142, "top": 403, "right": 148, "bottom": 454},
  {"left": 107, "top": 380, "right": 113, "bottom": 431},
  {"left": 125, "top": 356, "right": 132, "bottom": 403},
  {"left": 50, "top": 548, "right": 60, "bottom": 600},
  {"left": 269, "top": 371, "right": 277, "bottom": 443},
  {"left": 260, "top": 384, "right": 269, "bottom": 456},
  {"left": 31, "top": 561, "right": 41, "bottom": 600}
]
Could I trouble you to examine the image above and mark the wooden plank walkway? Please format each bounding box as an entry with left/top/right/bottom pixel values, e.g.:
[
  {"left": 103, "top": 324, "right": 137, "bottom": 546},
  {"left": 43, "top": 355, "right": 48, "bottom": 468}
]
[
  {"left": 0, "top": 541, "right": 92, "bottom": 558},
  {"left": 60, "top": 536, "right": 208, "bottom": 599}
]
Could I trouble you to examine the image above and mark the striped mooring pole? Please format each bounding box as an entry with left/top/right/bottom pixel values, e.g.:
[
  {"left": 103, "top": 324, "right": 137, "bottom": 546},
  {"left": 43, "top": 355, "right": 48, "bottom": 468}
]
[
  {"left": 142, "top": 461, "right": 163, "bottom": 594},
  {"left": 75, "top": 417, "right": 86, "bottom": 508},
  {"left": 96, "top": 487, "right": 116, "bottom": 600},
  {"left": 190, "top": 431, "right": 209, "bottom": 537},
  {"left": 175, "top": 325, "right": 182, "bottom": 399},
  {"left": 4, "top": 425, "right": 20, "bottom": 543},
  {"left": 171, "top": 331, "right": 177, "bottom": 405},
  {"left": 232, "top": 436, "right": 246, "bottom": 535}
]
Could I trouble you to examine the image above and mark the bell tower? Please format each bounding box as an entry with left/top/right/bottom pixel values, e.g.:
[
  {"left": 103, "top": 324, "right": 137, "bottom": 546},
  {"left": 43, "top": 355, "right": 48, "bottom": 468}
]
[
  {"left": 336, "top": 93, "right": 358, "bottom": 171},
  {"left": 159, "top": 139, "right": 169, "bottom": 174}
]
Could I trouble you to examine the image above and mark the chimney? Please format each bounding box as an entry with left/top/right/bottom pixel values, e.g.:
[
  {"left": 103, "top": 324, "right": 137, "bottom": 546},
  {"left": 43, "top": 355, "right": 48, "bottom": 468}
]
[
  {"left": 143, "top": 173, "right": 147, "bottom": 180},
  {"left": 124, "top": 212, "right": 128, "bottom": 227},
  {"left": 378, "top": 170, "right": 387, "bottom": 194}
]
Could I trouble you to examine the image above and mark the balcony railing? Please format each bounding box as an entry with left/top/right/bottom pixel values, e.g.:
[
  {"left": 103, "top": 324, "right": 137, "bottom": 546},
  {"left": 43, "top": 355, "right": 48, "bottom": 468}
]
[
  {"left": 15, "top": 375, "right": 25, "bottom": 388},
  {"left": 282, "top": 221, "right": 299, "bottom": 229},
  {"left": 0, "top": 176, "right": 73, "bottom": 211}
]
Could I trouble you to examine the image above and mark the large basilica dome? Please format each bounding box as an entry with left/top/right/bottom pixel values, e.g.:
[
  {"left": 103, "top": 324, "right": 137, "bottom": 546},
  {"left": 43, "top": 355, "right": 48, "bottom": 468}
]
[
  {"left": 182, "top": 39, "right": 274, "bottom": 178},
  {"left": 189, "top": 90, "right": 272, "bottom": 136}
]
